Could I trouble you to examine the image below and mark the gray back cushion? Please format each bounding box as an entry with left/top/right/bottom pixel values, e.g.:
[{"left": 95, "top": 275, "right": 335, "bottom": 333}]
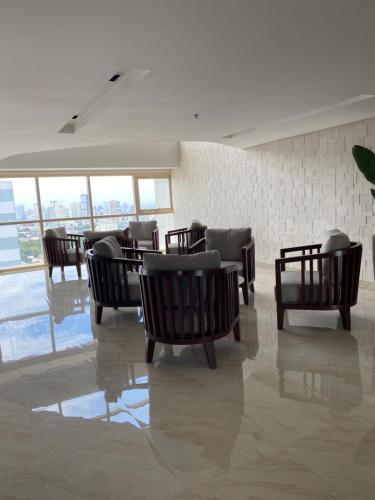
[
  {"left": 189, "top": 219, "right": 207, "bottom": 230},
  {"left": 143, "top": 250, "right": 221, "bottom": 271},
  {"left": 83, "top": 230, "right": 124, "bottom": 241},
  {"left": 93, "top": 236, "right": 124, "bottom": 259},
  {"left": 129, "top": 220, "right": 157, "bottom": 240},
  {"left": 45, "top": 226, "right": 67, "bottom": 239},
  {"left": 321, "top": 231, "right": 351, "bottom": 282},
  {"left": 206, "top": 228, "right": 251, "bottom": 261}
]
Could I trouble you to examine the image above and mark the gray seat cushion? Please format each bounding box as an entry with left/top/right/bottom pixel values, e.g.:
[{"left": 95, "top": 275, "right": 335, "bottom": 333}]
[
  {"left": 127, "top": 272, "right": 141, "bottom": 302},
  {"left": 129, "top": 221, "right": 157, "bottom": 240},
  {"left": 206, "top": 228, "right": 252, "bottom": 261},
  {"left": 143, "top": 250, "right": 221, "bottom": 271},
  {"left": 67, "top": 249, "right": 85, "bottom": 264},
  {"left": 45, "top": 226, "right": 67, "bottom": 239},
  {"left": 166, "top": 242, "right": 187, "bottom": 255},
  {"left": 137, "top": 239, "right": 154, "bottom": 250},
  {"left": 93, "top": 236, "right": 124, "bottom": 259},
  {"left": 221, "top": 260, "right": 243, "bottom": 275},
  {"left": 83, "top": 230, "right": 124, "bottom": 241},
  {"left": 277, "top": 270, "right": 331, "bottom": 304}
]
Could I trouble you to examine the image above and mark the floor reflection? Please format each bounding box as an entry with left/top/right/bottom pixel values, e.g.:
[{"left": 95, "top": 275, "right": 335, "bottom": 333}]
[
  {"left": 0, "top": 269, "right": 92, "bottom": 364},
  {"left": 277, "top": 330, "right": 362, "bottom": 415}
]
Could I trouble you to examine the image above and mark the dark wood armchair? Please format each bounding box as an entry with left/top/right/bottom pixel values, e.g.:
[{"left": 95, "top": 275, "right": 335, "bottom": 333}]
[
  {"left": 139, "top": 258, "right": 240, "bottom": 369},
  {"left": 86, "top": 245, "right": 161, "bottom": 325},
  {"left": 82, "top": 228, "right": 136, "bottom": 252},
  {"left": 128, "top": 220, "right": 159, "bottom": 250},
  {"left": 43, "top": 228, "right": 85, "bottom": 278},
  {"left": 275, "top": 242, "right": 362, "bottom": 330},
  {"left": 189, "top": 229, "right": 255, "bottom": 305},
  {"left": 165, "top": 226, "right": 206, "bottom": 254}
]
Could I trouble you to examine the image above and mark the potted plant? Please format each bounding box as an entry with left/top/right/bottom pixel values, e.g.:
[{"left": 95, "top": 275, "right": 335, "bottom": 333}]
[{"left": 352, "top": 145, "right": 375, "bottom": 278}]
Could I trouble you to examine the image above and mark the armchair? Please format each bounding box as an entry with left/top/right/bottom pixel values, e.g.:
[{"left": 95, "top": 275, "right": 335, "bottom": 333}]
[
  {"left": 86, "top": 236, "right": 161, "bottom": 325},
  {"left": 189, "top": 228, "right": 255, "bottom": 305},
  {"left": 83, "top": 228, "right": 136, "bottom": 252},
  {"left": 165, "top": 220, "right": 206, "bottom": 254},
  {"left": 275, "top": 238, "right": 362, "bottom": 330},
  {"left": 43, "top": 227, "right": 85, "bottom": 278},
  {"left": 128, "top": 220, "right": 159, "bottom": 250},
  {"left": 139, "top": 251, "right": 240, "bottom": 369}
]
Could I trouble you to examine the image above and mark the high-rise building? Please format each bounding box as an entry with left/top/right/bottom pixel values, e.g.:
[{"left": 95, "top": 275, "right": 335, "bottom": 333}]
[
  {"left": 70, "top": 202, "right": 82, "bottom": 218},
  {"left": 0, "top": 181, "right": 21, "bottom": 268},
  {"left": 80, "top": 193, "right": 89, "bottom": 216}
]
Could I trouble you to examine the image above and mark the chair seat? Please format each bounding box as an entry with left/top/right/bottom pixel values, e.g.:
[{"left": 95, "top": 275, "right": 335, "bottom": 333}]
[
  {"left": 126, "top": 272, "right": 142, "bottom": 302},
  {"left": 221, "top": 260, "right": 243, "bottom": 275},
  {"left": 138, "top": 240, "right": 153, "bottom": 250},
  {"left": 67, "top": 249, "right": 85, "bottom": 264},
  {"left": 166, "top": 242, "right": 188, "bottom": 255},
  {"left": 277, "top": 270, "right": 331, "bottom": 304}
]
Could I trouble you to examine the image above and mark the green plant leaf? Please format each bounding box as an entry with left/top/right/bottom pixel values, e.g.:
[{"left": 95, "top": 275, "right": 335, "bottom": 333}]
[{"left": 352, "top": 145, "right": 375, "bottom": 185}]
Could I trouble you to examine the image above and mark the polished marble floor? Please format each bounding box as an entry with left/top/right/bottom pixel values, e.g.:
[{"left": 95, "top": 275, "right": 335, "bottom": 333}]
[{"left": 1, "top": 266, "right": 375, "bottom": 499}]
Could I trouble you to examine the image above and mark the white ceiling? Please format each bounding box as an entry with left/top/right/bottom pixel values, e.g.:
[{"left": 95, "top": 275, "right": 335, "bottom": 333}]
[{"left": 1, "top": 0, "right": 375, "bottom": 162}]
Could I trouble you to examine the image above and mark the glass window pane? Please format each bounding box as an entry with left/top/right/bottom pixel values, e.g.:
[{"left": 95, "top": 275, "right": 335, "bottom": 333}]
[
  {"left": 39, "top": 177, "right": 90, "bottom": 219},
  {"left": 0, "top": 178, "right": 38, "bottom": 221},
  {"left": 139, "top": 213, "right": 173, "bottom": 249},
  {"left": 94, "top": 215, "right": 136, "bottom": 231},
  {"left": 0, "top": 223, "right": 42, "bottom": 269},
  {"left": 138, "top": 178, "right": 171, "bottom": 210},
  {"left": 44, "top": 219, "right": 92, "bottom": 235},
  {"left": 90, "top": 176, "right": 134, "bottom": 215}
]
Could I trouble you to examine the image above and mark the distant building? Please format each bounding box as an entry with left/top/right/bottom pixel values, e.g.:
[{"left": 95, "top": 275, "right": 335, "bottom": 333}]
[
  {"left": 70, "top": 202, "right": 82, "bottom": 218},
  {"left": 80, "top": 194, "right": 89, "bottom": 216},
  {"left": 0, "top": 181, "right": 21, "bottom": 268}
]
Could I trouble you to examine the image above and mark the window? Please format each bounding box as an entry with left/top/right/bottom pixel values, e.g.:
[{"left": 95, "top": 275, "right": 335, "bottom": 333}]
[
  {"left": 137, "top": 177, "right": 171, "bottom": 211},
  {"left": 90, "top": 176, "right": 135, "bottom": 215},
  {"left": 0, "top": 172, "right": 173, "bottom": 272},
  {"left": 39, "top": 177, "right": 90, "bottom": 219}
]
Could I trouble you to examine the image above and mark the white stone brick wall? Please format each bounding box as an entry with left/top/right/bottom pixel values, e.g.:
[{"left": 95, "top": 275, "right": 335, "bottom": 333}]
[{"left": 172, "top": 118, "right": 375, "bottom": 281}]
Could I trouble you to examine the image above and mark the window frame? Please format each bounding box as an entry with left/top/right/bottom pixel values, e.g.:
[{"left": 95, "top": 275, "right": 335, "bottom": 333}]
[{"left": 0, "top": 169, "right": 173, "bottom": 273}]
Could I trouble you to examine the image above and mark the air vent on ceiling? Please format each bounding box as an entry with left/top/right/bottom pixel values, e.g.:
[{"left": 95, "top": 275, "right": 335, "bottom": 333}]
[
  {"left": 58, "top": 69, "right": 150, "bottom": 134},
  {"left": 109, "top": 73, "right": 121, "bottom": 82}
]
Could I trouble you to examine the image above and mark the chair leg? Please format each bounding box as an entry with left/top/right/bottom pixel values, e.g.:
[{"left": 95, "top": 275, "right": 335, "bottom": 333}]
[
  {"left": 250, "top": 282, "right": 255, "bottom": 293},
  {"left": 277, "top": 304, "right": 284, "bottom": 330},
  {"left": 76, "top": 263, "right": 82, "bottom": 278},
  {"left": 340, "top": 307, "right": 351, "bottom": 330},
  {"left": 114, "top": 306, "right": 118, "bottom": 310},
  {"left": 95, "top": 304, "right": 103, "bottom": 325},
  {"left": 233, "top": 321, "right": 241, "bottom": 341},
  {"left": 61, "top": 266, "right": 64, "bottom": 273},
  {"left": 242, "top": 283, "right": 249, "bottom": 305},
  {"left": 203, "top": 341, "right": 217, "bottom": 369},
  {"left": 146, "top": 339, "right": 155, "bottom": 363},
  {"left": 48, "top": 265, "right": 53, "bottom": 278}
]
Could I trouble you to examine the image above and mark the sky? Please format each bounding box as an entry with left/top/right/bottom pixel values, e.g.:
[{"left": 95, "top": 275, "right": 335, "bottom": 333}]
[{"left": 2, "top": 176, "right": 155, "bottom": 207}]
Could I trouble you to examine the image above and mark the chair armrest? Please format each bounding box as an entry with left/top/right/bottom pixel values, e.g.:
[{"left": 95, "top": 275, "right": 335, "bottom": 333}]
[
  {"left": 120, "top": 247, "right": 161, "bottom": 256},
  {"left": 241, "top": 238, "right": 255, "bottom": 283},
  {"left": 280, "top": 243, "right": 322, "bottom": 257},
  {"left": 167, "top": 227, "right": 188, "bottom": 235},
  {"left": 152, "top": 228, "right": 159, "bottom": 250},
  {"left": 188, "top": 237, "right": 206, "bottom": 254}
]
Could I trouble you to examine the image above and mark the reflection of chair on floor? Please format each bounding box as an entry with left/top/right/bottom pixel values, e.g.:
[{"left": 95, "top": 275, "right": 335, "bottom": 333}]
[
  {"left": 146, "top": 347, "right": 246, "bottom": 474},
  {"left": 46, "top": 277, "right": 90, "bottom": 324},
  {"left": 277, "top": 331, "right": 362, "bottom": 415},
  {"left": 95, "top": 331, "right": 147, "bottom": 403}
]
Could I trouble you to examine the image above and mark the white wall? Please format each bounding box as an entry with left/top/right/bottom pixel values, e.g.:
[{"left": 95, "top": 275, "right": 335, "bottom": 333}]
[
  {"left": 0, "top": 142, "right": 180, "bottom": 171},
  {"left": 172, "top": 119, "right": 375, "bottom": 281}
]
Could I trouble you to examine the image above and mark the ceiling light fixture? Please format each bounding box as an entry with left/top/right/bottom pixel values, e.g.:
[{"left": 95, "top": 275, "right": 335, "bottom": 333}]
[{"left": 59, "top": 69, "right": 150, "bottom": 134}]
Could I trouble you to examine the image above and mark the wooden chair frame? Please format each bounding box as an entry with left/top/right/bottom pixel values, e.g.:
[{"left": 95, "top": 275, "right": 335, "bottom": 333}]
[
  {"left": 189, "top": 236, "right": 256, "bottom": 305},
  {"left": 139, "top": 266, "right": 240, "bottom": 369},
  {"left": 43, "top": 234, "right": 84, "bottom": 278},
  {"left": 86, "top": 247, "right": 161, "bottom": 324},
  {"left": 165, "top": 226, "right": 206, "bottom": 255},
  {"left": 275, "top": 242, "right": 362, "bottom": 330}
]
